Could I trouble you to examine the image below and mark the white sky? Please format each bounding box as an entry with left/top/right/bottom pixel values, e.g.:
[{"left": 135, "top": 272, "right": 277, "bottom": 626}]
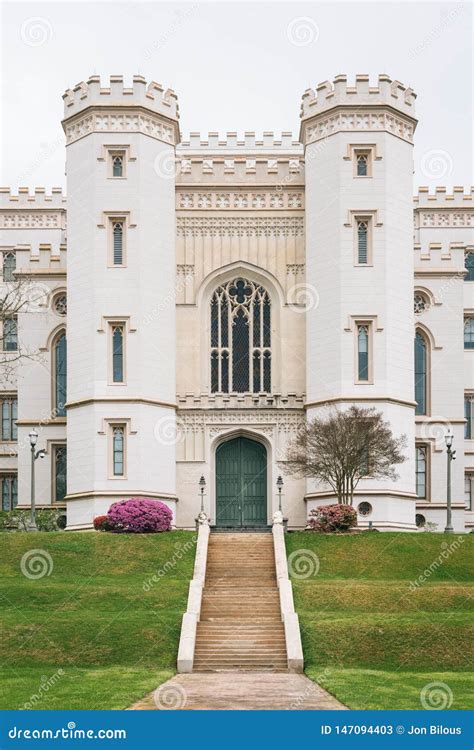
[{"left": 0, "top": 0, "right": 472, "bottom": 192}]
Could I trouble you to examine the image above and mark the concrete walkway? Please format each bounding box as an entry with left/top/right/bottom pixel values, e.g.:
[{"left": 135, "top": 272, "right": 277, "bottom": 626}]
[{"left": 129, "top": 672, "right": 347, "bottom": 710}]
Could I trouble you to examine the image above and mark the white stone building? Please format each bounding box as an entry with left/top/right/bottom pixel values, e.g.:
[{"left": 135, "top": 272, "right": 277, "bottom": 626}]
[{"left": 0, "top": 73, "right": 472, "bottom": 532}]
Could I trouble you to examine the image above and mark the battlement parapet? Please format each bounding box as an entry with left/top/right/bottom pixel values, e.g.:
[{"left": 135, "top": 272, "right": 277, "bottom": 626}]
[
  {"left": 62, "top": 75, "right": 179, "bottom": 121},
  {"left": 0, "top": 187, "right": 67, "bottom": 209},
  {"left": 301, "top": 74, "right": 417, "bottom": 121},
  {"left": 414, "top": 186, "right": 474, "bottom": 207},
  {"left": 414, "top": 241, "right": 470, "bottom": 273},
  {"left": 178, "top": 131, "right": 302, "bottom": 153}
]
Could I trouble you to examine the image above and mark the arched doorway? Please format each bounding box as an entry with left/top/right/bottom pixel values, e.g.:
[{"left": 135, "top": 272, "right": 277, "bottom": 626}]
[{"left": 215, "top": 437, "right": 267, "bottom": 527}]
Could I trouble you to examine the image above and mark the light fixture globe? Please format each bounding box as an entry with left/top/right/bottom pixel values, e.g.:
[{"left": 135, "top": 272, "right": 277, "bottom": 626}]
[
  {"left": 29, "top": 429, "right": 38, "bottom": 448},
  {"left": 445, "top": 429, "right": 453, "bottom": 449},
  {"left": 276, "top": 475, "right": 284, "bottom": 490}
]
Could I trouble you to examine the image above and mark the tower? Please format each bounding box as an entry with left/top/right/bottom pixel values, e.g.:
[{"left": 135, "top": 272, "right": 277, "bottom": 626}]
[
  {"left": 62, "top": 75, "right": 180, "bottom": 528},
  {"left": 300, "top": 74, "right": 418, "bottom": 529}
]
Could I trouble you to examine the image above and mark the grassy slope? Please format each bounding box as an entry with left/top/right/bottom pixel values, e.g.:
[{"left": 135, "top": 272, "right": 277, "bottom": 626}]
[
  {"left": 0, "top": 531, "right": 195, "bottom": 709},
  {"left": 286, "top": 532, "right": 474, "bottom": 710}
]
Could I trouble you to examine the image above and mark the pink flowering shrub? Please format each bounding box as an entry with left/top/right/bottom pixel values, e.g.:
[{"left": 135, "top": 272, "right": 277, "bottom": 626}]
[
  {"left": 307, "top": 503, "right": 357, "bottom": 533},
  {"left": 107, "top": 497, "right": 172, "bottom": 533}
]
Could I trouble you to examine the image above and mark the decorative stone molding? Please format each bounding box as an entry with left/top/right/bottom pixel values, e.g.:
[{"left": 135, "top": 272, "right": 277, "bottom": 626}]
[
  {"left": 302, "top": 109, "right": 415, "bottom": 146},
  {"left": 286, "top": 263, "right": 305, "bottom": 275},
  {"left": 415, "top": 211, "right": 474, "bottom": 228},
  {"left": 177, "top": 216, "right": 304, "bottom": 238},
  {"left": 0, "top": 212, "right": 64, "bottom": 229},
  {"left": 176, "top": 263, "right": 194, "bottom": 276},
  {"left": 176, "top": 191, "right": 304, "bottom": 211},
  {"left": 63, "top": 110, "right": 177, "bottom": 145},
  {"left": 176, "top": 393, "right": 305, "bottom": 410}
]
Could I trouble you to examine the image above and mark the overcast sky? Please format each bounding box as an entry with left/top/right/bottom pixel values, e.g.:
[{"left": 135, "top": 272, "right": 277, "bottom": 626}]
[{"left": 0, "top": 1, "right": 472, "bottom": 192}]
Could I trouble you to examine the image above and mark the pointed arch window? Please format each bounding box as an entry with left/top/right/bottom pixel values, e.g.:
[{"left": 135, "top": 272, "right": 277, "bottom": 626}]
[
  {"left": 53, "top": 332, "right": 67, "bottom": 417},
  {"left": 465, "top": 251, "right": 474, "bottom": 282},
  {"left": 3, "top": 252, "right": 16, "bottom": 282},
  {"left": 357, "top": 220, "right": 369, "bottom": 264},
  {"left": 414, "top": 330, "right": 428, "bottom": 415},
  {"left": 210, "top": 278, "right": 271, "bottom": 393}
]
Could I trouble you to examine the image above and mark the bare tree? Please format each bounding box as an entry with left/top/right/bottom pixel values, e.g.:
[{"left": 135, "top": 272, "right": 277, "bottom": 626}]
[
  {"left": 286, "top": 406, "right": 407, "bottom": 505},
  {"left": 0, "top": 277, "right": 48, "bottom": 383}
]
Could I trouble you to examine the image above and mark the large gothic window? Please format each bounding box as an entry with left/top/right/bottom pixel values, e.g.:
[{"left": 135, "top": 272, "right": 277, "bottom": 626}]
[{"left": 210, "top": 278, "right": 271, "bottom": 393}]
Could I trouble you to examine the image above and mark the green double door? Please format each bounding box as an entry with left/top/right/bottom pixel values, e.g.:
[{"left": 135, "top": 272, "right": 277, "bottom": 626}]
[{"left": 216, "top": 437, "right": 267, "bottom": 527}]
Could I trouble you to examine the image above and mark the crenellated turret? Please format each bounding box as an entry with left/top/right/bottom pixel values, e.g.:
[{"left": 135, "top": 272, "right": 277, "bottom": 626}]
[
  {"left": 301, "top": 73, "right": 418, "bottom": 530},
  {"left": 63, "top": 74, "right": 179, "bottom": 529}
]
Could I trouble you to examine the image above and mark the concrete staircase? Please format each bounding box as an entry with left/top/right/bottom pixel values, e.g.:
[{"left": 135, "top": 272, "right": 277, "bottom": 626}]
[{"left": 193, "top": 532, "right": 288, "bottom": 672}]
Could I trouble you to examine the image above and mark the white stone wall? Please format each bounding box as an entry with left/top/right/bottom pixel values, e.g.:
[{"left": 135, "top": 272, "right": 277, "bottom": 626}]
[
  {"left": 0, "top": 74, "right": 471, "bottom": 532},
  {"left": 63, "top": 77, "right": 179, "bottom": 528}
]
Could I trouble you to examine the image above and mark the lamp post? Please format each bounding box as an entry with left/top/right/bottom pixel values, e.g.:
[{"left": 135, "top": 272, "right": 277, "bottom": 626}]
[
  {"left": 276, "top": 475, "right": 284, "bottom": 513},
  {"left": 28, "top": 429, "right": 46, "bottom": 532},
  {"left": 199, "top": 475, "right": 206, "bottom": 514},
  {"left": 444, "top": 429, "right": 456, "bottom": 534}
]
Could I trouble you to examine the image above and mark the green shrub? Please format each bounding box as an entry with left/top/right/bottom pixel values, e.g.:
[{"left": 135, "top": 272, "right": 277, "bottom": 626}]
[{"left": 0, "top": 508, "right": 65, "bottom": 532}]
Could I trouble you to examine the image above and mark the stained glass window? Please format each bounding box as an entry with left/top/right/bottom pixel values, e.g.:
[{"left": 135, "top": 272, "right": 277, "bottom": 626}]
[{"left": 210, "top": 278, "right": 271, "bottom": 393}]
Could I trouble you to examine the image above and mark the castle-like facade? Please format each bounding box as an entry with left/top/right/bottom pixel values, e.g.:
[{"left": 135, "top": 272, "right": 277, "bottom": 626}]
[{"left": 1, "top": 74, "right": 473, "bottom": 532}]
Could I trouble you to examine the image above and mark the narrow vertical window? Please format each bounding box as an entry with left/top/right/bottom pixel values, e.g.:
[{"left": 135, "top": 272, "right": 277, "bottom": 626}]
[
  {"left": 414, "top": 331, "right": 428, "bottom": 415},
  {"left": 3, "top": 318, "right": 17, "bottom": 351},
  {"left": 54, "top": 445, "right": 67, "bottom": 502},
  {"left": 1, "top": 398, "right": 17, "bottom": 441},
  {"left": 357, "top": 325, "right": 369, "bottom": 381},
  {"left": 112, "top": 221, "right": 124, "bottom": 265},
  {"left": 465, "top": 474, "right": 473, "bottom": 510},
  {"left": 465, "top": 251, "right": 474, "bottom": 282},
  {"left": 356, "top": 153, "right": 368, "bottom": 176},
  {"left": 1, "top": 474, "right": 17, "bottom": 510},
  {"left": 112, "top": 155, "right": 124, "bottom": 177},
  {"left": 465, "top": 395, "right": 473, "bottom": 439},
  {"left": 112, "top": 324, "right": 125, "bottom": 383},
  {"left": 3, "top": 252, "right": 16, "bottom": 282},
  {"left": 54, "top": 332, "right": 67, "bottom": 417},
  {"left": 357, "top": 221, "right": 369, "bottom": 264},
  {"left": 112, "top": 426, "right": 125, "bottom": 477},
  {"left": 416, "top": 446, "right": 427, "bottom": 499},
  {"left": 464, "top": 317, "right": 474, "bottom": 349}
]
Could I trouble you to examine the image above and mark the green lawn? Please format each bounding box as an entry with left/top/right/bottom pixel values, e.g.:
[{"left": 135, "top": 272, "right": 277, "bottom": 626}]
[
  {"left": 0, "top": 531, "right": 196, "bottom": 709},
  {"left": 286, "top": 532, "right": 474, "bottom": 710}
]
